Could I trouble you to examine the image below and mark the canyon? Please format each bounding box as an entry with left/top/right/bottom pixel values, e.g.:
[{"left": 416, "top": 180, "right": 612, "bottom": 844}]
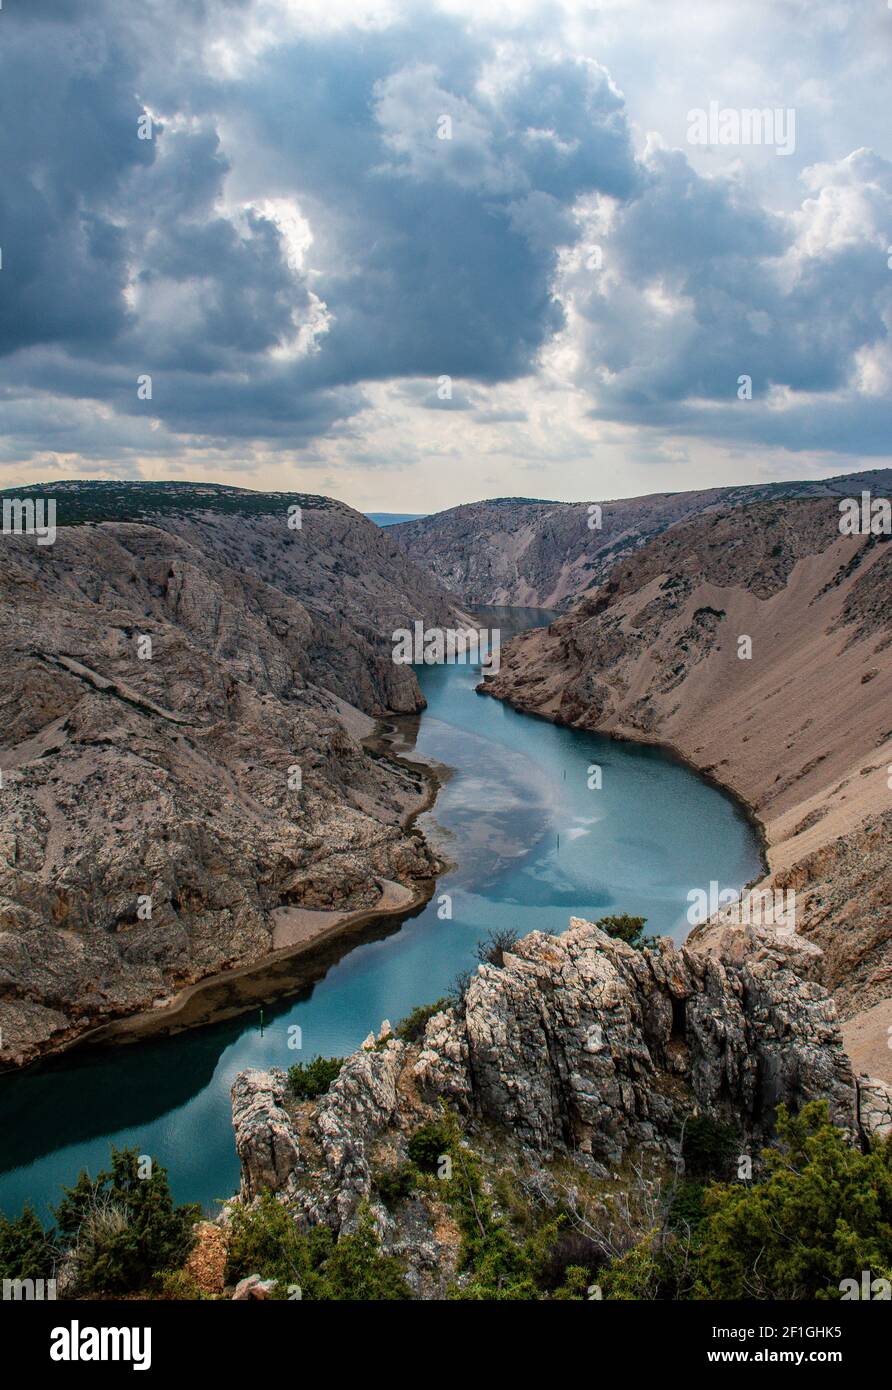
[
  {"left": 2, "top": 470, "right": 890, "bottom": 1302},
  {"left": 392, "top": 469, "right": 892, "bottom": 611}
]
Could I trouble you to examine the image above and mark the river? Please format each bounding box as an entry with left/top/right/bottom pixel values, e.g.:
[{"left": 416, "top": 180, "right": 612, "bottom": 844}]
[{"left": 0, "top": 608, "right": 762, "bottom": 1219}]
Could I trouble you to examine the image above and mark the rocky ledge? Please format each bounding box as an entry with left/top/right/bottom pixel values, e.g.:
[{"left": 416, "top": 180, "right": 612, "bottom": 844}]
[{"left": 231, "top": 919, "right": 892, "bottom": 1293}]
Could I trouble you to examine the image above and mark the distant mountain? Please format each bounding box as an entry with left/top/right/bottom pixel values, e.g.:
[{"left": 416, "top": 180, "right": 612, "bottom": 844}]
[
  {"left": 392, "top": 470, "right": 892, "bottom": 610},
  {"left": 0, "top": 478, "right": 367, "bottom": 527}
]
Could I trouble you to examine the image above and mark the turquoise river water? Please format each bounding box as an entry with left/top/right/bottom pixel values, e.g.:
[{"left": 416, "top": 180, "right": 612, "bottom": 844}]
[{"left": 0, "top": 608, "right": 762, "bottom": 1219}]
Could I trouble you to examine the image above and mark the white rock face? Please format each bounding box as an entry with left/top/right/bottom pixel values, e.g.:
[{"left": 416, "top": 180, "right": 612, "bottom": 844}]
[
  {"left": 232, "top": 921, "right": 892, "bottom": 1237},
  {"left": 857, "top": 1076, "right": 892, "bottom": 1142},
  {"left": 232, "top": 1068, "right": 301, "bottom": 1202}
]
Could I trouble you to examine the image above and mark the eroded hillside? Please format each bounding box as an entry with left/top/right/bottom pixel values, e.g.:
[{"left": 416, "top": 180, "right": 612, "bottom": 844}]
[
  {"left": 482, "top": 496, "right": 892, "bottom": 1072},
  {"left": 0, "top": 486, "right": 463, "bottom": 1065},
  {"left": 393, "top": 470, "right": 892, "bottom": 610}
]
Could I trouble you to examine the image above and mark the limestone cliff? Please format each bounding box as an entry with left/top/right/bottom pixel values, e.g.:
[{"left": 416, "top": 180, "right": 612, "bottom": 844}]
[
  {"left": 231, "top": 920, "right": 892, "bottom": 1296},
  {"left": 0, "top": 484, "right": 464, "bottom": 1065}
]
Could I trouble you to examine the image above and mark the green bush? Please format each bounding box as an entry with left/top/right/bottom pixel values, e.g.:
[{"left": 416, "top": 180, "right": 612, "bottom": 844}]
[
  {"left": 453, "top": 1221, "right": 546, "bottom": 1300},
  {"left": 226, "top": 1190, "right": 332, "bottom": 1290},
  {"left": 667, "top": 1180, "right": 707, "bottom": 1231},
  {"left": 552, "top": 1265, "right": 595, "bottom": 1300},
  {"left": 0, "top": 1205, "right": 54, "bottom": 1282},
  {"left": 53, "top": 1147, "right": 199, "bottom": 1295},
  {"left": 316, "top": 1208, "right": 412, "bottom": 1300},
  {"left": 287, "top": 1055, "right": 344, "bottom": 1100},
  {"left": 407, "top": 1120, "right": 454, "bottom": 1175},
  {"left": 694, "top": 1102, "right": 892, "bottom": 1299},
  {"left": 595, "top": 914, "right": 656, "bottom": 950},
  {"left": 395, "top": 999, "right": 449, "bottom": 1043},
  {"left": 226, "top": 1195, "right": 410, "bottom": 1300},
  {"left": 599, "top": 1236, "right": 670, "bottom": 1300},
  {"left": 155, "top": 1269, "right": 207, "bottom": 1300},
  {"left": 373, "top": 1163, "right": 417, "bottom": 1208},
  {"left": 597, "top": 1101, "right": 892, "bottom": 1300}
]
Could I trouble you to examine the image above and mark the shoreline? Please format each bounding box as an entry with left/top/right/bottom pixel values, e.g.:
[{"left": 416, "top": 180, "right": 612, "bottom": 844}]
[
  {"left": 476, "top": 676, "right": 772, "bottom": 893},
  {"left": 0, "top": 725, "right": 448, "bottom": 1072},
  {"left": 5, "top": 661, "right": 774, "bottom": 1074}
]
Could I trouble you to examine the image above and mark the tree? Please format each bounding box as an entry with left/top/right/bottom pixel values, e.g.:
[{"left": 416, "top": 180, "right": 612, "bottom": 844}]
[
  {"left": 53, "top": 1147, "right": 199, "bottom": 1294},
  {"left": 595, "top": 914, "right": 655, "bottom": 950},
  {"left": 695, "top": 1102, "right": 892, "bottom": 1299},
  {"left": 0, "top": 1205, "right": 54, "bottom": 1282}
]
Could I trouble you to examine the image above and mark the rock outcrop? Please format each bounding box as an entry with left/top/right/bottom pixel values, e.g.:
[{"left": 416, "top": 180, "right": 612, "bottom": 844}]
[
  {"left": 232, "top": 1068, "right": 302, "bottom": 1202},
  {"left": 0, "top": 483, "right": 465, "bottom": 1064},
  {"left": 232, "top": 920, "right": 892, "bottom": 1286}
]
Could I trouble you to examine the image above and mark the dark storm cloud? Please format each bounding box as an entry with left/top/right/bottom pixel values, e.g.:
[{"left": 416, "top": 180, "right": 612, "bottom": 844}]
[
  {"left": 576, "top": 146, "right": 892, "bottom": 452},
  {"left": 211, "top": 23, "right": 641, "bottom": 388},
  {"left": 0, "top": 0, "right": 641, "bottom": 448},
  {"left": 0, "top": 0, "right": 888, "bottom": 463},
  {"left": 0, "top": 12, "right": 151, "bottom": 355}
]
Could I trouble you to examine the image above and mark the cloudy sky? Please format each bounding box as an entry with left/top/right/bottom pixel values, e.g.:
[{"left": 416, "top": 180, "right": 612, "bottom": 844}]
[{"left": 1, "top": 0, "right": 890, "bottom": 510}]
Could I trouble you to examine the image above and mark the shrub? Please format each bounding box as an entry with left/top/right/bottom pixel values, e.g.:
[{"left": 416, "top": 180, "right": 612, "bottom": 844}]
[
  {"left": 407, "top": 1120, "right": 454, "bottom": 1175},
  {"left": 694, "top": 1102, "right": 892, "bottom": 1299},
  {"left": 598, "top": 1235, "right": 668, "bottom": 1300},
  {"left": 225, "top": 1190, "right": 331, "bottom": 1290},
  {"left": 597, "top": 1101, "right": 892, "bottom": 1300},
  {"left": 287, "top": 1055, "right": 344, "bottom": 1101},
  {"left": 316, "top": 1208, "right": 411, "bottom": 1300},
  {"left": 475, "top": 928, "right": 519, "bottom": 968},
  {"left": 395, "top": 999, "right": 449, "bottom": 1043},
  {"left": 0, "top": 1205, "right": 54, "bottom": 1282},
  {"left": 446, "top": 968, "right": 473, "bottom": 1016},
  {"left": 552, "top": 1265, "right": 595, "bottom": 1300},
  {"left": 453, "top": 1221, "right": 544, "bottom": 1300},
  {"left": 226, "top": 1196, "right": 410, "bottom": 1300},
  {"left": 373, "top": 1163, "right": 417, "bottom": 1209},
  {"left": 155, "top": 1269, "right": 207, "bottom": 1300},
  {"left": 667, "top": 1180, "right": 707, "bottom": 1232},
  {"left": 595, "top": 914, "right": 655, "bottom": 950},
  {"left": 53, "top": 1147, "right": 199, "bottom": 1295}
]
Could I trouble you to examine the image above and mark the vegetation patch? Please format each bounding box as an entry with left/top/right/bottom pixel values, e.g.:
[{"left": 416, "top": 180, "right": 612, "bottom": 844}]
[
  {"left": 226, "top": 1193, "right": 411, "bottom": 1300},
  {"left": 287, "top": 1055, "right": 344, "bottom": 1101}
]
